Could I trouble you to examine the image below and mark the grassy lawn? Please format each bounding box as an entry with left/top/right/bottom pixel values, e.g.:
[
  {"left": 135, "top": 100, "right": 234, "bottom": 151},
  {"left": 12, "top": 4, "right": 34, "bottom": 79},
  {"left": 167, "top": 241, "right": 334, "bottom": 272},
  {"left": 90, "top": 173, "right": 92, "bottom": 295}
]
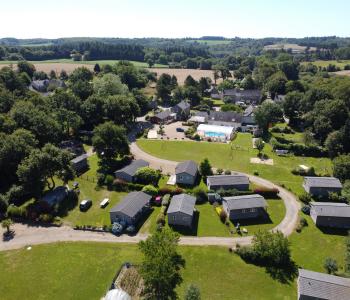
[
  {"left": 0, "top": 58, "right": 168, "bottom": 68},
  {"left": 301, "top": 60, "right": 350, "bottom": 69},
  {"left": 137, "top": 133, "right": 332, "bottom": 196},
  {"left": 0, "top": 242, "right": 296, "bottom": 300},
  {"left": 140, "top": 198, "right": 285, "bottom": 237}
]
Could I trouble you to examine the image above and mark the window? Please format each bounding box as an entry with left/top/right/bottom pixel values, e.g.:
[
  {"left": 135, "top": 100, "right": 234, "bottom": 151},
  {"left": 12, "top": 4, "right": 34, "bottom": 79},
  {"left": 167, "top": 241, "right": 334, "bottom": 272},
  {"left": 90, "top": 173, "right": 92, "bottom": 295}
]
[
  {"left": 242, "top": 209, "right": 247, "bottom": 213},
  {"left": 251, "top": 208, "right": 257, "bottom": 212}
]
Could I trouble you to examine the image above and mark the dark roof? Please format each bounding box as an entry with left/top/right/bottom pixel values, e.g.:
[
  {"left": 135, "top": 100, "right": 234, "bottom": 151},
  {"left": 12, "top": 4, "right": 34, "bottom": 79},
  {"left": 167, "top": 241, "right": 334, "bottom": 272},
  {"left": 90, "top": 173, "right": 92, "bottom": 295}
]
[
  {"left": 304, "top": 177, "right": 343, "bottom": 189},
  {"left": 109, "top": 191, "right": 151, "bottom": 217},
  {"left": 42, "top": 186, "right": 68, "bottom": 206},
  {"left": 175, "top": 160, "right": 198, "bottom": 176},
  {"left": 194, "top": 111, "right": 209, "bottom": 118},
  {"left": 310, "top": 202, "right": 350, "bottom": 218},
  {"left": 207, "top": 175, "right": 249, "bottom": 187},
  {"left": 115, "top": 159, "right": 149, "bottom": 177},
  {"left": 298, "top": 269, "right": 350, "bottom": 299},
  {"left": 175, "top": 100, "right": 190, "bottom": 111},
  {"left": 209, "top": 111, "right": 243, "bottom": 123},
  {"left": 155, "top": 110, "right": 172, "bottom": 120},
  {"left": 223, "top": 194, "right": 267, "bottom": 210},
  {"left": 167, "top": 194, "right": 196, "bottom": 216},
  {"left": 70, "top": 153, "right": 88, "bottom": 164},
  {"left": 223, "top": 89, "right": 262, "bottom": 102}
]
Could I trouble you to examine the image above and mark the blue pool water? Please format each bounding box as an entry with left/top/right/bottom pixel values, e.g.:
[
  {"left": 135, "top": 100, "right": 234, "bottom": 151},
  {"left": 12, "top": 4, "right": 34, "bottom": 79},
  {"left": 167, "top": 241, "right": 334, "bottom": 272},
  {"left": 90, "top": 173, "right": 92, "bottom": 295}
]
[{"left": 204, "top": 131, "right": 226, "bottom": 137}]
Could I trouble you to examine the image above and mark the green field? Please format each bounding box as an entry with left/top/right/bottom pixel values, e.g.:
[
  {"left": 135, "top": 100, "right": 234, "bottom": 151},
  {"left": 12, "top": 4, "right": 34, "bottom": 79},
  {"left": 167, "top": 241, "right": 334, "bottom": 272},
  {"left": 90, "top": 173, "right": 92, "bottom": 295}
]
[
  {"left": 0, "top": 242, "right": 296, "bottom": 300},
  {"left": 189, "top": 39, "right": 232, "bottom": 45},
  {"left": 0, "top": 58, "right": 168, "bottom": 68},
  {"left": 137, "top": 133, "right": 332, "bottom": 195},
  {"left": 302, "top": 60, "right": 350, "bottom": 69}
]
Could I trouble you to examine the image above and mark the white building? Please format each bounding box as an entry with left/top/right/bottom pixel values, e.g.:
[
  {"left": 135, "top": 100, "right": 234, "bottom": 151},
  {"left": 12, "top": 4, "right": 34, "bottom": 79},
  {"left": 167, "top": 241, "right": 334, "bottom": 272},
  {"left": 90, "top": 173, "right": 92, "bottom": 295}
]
[{"left": 196, "top": 124, "right": 235, "bottom": 142}]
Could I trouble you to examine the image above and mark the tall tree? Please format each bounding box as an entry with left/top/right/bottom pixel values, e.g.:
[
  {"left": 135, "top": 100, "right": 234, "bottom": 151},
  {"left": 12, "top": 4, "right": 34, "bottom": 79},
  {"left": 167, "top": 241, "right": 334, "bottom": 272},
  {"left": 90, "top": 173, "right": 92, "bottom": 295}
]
[
  {"left": 139, "top": 229, "right": 185, "bottom": 299},
  {"left": 254, "top": 102, "right": 283, "bottom": 134}
]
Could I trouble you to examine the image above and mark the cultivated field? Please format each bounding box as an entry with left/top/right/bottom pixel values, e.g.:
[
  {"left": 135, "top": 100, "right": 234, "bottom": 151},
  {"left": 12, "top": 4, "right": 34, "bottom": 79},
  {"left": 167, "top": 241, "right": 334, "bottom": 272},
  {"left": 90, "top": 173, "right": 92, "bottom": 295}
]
[
  {"left": 148, "top": 68, "right": 220, "bottom": 84},
  {"left": 301, "top": 59, "right": 350, "bottom": 69},
  {"left": 264, "top": 43, "right": 316, "bottom": 52},
  {"left": 335, "top": 70, "right": 350, "bottom": 76}
]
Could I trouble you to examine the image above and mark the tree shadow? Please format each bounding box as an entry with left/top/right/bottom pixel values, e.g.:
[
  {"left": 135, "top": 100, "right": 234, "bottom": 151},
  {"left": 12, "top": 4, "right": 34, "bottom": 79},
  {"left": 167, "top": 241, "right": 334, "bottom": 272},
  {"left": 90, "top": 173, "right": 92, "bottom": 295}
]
[
  {"left": 131, "top": 207, "right": 155, "bottom": 236},
  {"left": 265, "top": 261, "right": 299, "bottom": 284},
  {"left": 169, "top": 211, "right": 199, "bottom": 236},
  {"left": 2, "top": 230, "right": 15, "bottom": 242}
]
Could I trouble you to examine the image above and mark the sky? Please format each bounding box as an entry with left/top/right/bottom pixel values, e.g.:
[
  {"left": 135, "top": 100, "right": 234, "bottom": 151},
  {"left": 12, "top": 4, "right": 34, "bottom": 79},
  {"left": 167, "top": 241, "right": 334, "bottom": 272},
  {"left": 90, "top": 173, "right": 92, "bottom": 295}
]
[{"left": 1, "top": 0, "right": 350, "bottom": 39}]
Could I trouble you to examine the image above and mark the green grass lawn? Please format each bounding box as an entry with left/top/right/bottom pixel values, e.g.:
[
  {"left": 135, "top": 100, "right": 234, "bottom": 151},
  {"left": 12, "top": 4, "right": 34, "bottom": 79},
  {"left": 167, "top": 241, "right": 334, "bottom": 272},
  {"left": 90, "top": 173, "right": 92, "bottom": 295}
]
[
  {"left": 0, "top": 242, "right": 296, "bottom": 300},
  {"left": 301, "top": 60, "right": 350, "bottom": 69},
  {"left": 140, "top": 198, "right": 285, "bottom": 237},
  {"left": 0, "top": 58, "right": 168, "bottom": 68},
  {"left": 137, "top": 133, "right": 332, "bottom": 196}
]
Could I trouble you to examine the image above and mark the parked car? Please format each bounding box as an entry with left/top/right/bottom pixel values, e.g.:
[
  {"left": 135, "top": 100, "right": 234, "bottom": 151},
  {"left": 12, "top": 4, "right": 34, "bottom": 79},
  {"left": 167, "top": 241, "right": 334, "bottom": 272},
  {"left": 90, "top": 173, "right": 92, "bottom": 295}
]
[
  {"left": 100, "top": 198, "right": 109, "bottom": 208},
  {"left": 80, "top": 199, "right": 92, "bottom": 211},
  {"left": 176, "top": 127, "right": 184, "bottom": 132}
]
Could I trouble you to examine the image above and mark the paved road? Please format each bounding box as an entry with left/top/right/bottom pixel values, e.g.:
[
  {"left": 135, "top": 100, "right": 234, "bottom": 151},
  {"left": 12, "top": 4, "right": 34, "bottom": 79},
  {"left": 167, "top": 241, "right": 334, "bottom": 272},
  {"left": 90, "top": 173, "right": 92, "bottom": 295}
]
[{"left": 0, "top": 142, "right": 300, "bottom": 252}]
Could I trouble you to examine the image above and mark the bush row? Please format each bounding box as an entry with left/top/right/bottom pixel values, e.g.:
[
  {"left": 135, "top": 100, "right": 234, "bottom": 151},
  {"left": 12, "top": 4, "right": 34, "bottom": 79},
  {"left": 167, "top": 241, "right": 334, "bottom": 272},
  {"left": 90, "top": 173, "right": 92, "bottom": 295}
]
[{"left": 271, "top": 139, "right": 327, "bottom": 157}]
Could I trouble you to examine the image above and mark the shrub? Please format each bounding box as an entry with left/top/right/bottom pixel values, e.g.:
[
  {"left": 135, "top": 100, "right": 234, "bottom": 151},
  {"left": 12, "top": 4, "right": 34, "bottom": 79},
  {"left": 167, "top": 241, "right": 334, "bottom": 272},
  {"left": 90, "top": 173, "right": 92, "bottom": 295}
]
[
  {"left": 216, "top": 168, "right": 223, "bottom": 175},
  {"left": 97, "top": 173, "right": 106, "bottom": 186},
  {"left": 253, "top": 171, "right": 259, "bottom": 176},
  {"left": 199, "top": 158, "right": 213, "bottom": 177},
  {"left": 173, "top": 187, "right": 184, "bottom": 195},
  {"left": 324, "top": 257, "right": 338, "bottom": 274},
  {"left": 224, "top": 170, "right": 231, "bottom": 175},
  {"left": 135, "top": 167, "right": 160, "bottom": 185},
  {"left": 219, "top": 210, "right": 227, "bottom": 223},
  {"left": 185, "top": 284, "right": 201, "bottom": 300},
  {"left": 159, "top": 187, "right": 173, "bottom": 195},
  {"left": 296, "top": 217, "right": 308, "bottom": 233},
  {"left": 161, "top": 194, "right": 171, "bottom": 207},
  {"left": 299, "top": 193, "right": 312, "bottom": 204},
  {"left": 105, "top": 174, "right": 114, "bottom": 186},
  {"left": 142, "top": 185, "right": 159, "bottom": 196},
  {"left": 7, "top": 205, "right": 26, "bottom": 218},
  {"left": 156, "top": 213, "right": 165, "bottom": 226},
  {"left": 39, "top": 213, "right": 53, "bottom": 223},
  {"left": 192, "top": 186, "right": 207, "bottom": 203},
  {"left": 193, "top": 134, "right": 200, "bottom": 141},
  {"left": 253, "top": 187, "right": 279, "bottom": 198}
]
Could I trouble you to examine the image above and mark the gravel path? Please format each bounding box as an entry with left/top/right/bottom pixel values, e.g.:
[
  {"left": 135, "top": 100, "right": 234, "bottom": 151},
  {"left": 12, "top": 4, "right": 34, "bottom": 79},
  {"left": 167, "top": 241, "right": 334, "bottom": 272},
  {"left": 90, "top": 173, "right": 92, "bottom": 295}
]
[{"left": 0, "top": 142, "right": 300, "bottom": 252}]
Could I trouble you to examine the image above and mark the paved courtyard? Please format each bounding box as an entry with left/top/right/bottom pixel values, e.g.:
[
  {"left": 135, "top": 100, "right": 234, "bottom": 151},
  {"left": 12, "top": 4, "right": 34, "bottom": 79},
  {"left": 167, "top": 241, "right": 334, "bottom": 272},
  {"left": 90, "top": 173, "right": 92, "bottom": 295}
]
[{"left": 153, "top": 121, "right": 190, "bottom": 140}]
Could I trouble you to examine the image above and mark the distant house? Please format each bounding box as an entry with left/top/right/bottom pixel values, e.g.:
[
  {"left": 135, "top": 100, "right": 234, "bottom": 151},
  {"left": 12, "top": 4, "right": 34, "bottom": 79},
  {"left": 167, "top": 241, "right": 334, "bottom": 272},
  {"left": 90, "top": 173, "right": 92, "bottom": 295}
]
[
  {"left": 222, "top": 194, "right": 268, "bottom": 220},
  {"left": 150, "top": 110, "right": 176, "bottom": 124},
  {"left": 197, "top": 124, "right": 235, "bottom": 142},
  {"left": 167, "top": 194, "right": 196, "bottom": 227},
  {"left": 207, "top": 174, "right": 249, "bottom": 191},
  {"left": 60, "top": 140, "right": 84, "bottom": 157},
  {"left": 222, "top": 89, "right": 262, "bottom": 104},
  {"left": 273, "top": 94, "right": 285, "bottom": 103},
  {"left": 210, "top": 87, "right": 221, "bottom": 99},
  {"left": 109, "top": 191, "right": 151, "bottom": 225},
  {"left": 114, "top": 159, "right": 149, "bottom": 183},
  {"left": 172, "top": 101, "right": 191, "bottom": 120},
  {"left": 31, "top": 79, "right": 65, "bottom": 93},
  {"left": 303, "top": 177, "right": 343, "bottom": 197},
  {"left": 189, "top": 111, "right": 208, "bottom": 124},
  {"left": 42, "top": 186, "right": 68, "bottom": 207},
  {"left": 208, "top": 111, "right": 242, "bottom": 128},
  {"left": 242, "top": 105, "right": 256, "bottom": 125},
  {"left": 298, "top": 269, "right": 350, "bottom": 300},
  {"left": 310, "top": 202, "right": 350, "bottom": 229},
  {"left": 175, "top": 160, "right": 198, "bottom": 186},
  {"left": 70, "top": 154, "right": 89, "bottom": 174}
]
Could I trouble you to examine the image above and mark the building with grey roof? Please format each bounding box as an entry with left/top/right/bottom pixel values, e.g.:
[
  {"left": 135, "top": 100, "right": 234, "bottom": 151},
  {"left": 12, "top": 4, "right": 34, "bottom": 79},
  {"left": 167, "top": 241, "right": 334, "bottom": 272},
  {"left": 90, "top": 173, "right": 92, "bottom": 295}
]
[
  {"left": 208, "top": 111, "right": 243, "bottom": 128},
  {"left": 150, "top": 110, "right": 176, "bottom": 124},
  {"left": 310, "top": 202, "right": 350, "bottom": 229},
  {"left": 172, "top": 100, "right": 191, "bottom": 120},
  {"left": 175, "top": 160, "right": 198, "bottom": 186},
  {"left": 114, "top": 159, "right": 149, "bottom": 183},
  {"left": 222, "top": 194, "right": 268, "bottom": 220},
  {"left": 70, "top": 153, "right": 88, "bottom": 174},
  {"left": 298, "top": 268, "right": 350, "bottom": 300},
  {"left": 207, "top": 174, "right": 249, "bottom": 191},
  {"left": 222, "top": 89, "right": 262, "bottom": 104},
  {"left": 167, "top": 194, "right": 196, "bottom": 227},
  {"left": 42, "top": 186, "right": 68, "bottom": 207},
  {"left": 109, "top": 191, "right": 151, "bottom": 226},
  {"left": 303, "top": 177, "right": 343, "bottom": 197}
]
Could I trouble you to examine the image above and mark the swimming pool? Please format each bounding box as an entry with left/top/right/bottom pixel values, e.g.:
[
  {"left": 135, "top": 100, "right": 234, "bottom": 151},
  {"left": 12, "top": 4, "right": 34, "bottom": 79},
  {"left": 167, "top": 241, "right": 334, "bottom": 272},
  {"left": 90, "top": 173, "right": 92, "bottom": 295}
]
[{"left": 204, "top": 131, "right": 226, "bottom": 138}]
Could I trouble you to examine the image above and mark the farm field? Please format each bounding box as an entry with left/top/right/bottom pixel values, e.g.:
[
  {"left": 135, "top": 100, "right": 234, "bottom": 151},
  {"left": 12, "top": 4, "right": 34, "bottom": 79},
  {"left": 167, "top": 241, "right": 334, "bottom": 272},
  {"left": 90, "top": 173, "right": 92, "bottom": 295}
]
[
  {"left": 136, "top": 133, "right": 332, "bottom": 195},
  {"left": 0, "top": 242, "right": 296, "bottom": 300},
  {"left": 264, "top": 43, "right": 316, "bottom": 52},
  {"left": 302, "top": 59, "right": 350, "bottom": 69},
  {"left": 189, "top": 39, "right": 232, "bottom": 45}
]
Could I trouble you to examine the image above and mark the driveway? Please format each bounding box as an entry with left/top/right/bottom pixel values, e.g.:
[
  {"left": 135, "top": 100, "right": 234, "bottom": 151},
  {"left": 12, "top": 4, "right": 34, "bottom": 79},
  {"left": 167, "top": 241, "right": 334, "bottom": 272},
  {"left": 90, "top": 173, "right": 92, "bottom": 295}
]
[{"left": 0, "top": 142, "right": 300, "bottom": 252}]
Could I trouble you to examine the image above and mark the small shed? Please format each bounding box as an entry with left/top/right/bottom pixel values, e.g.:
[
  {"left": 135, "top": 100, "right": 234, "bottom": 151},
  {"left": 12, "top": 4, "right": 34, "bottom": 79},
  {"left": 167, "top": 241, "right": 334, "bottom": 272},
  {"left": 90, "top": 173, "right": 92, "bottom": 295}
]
[
  {"left": 175, "top": 160, "right": 198, "bottom": 186},
  {"left": 303, "top": 177, "right": 343, "bottom": 197},
  {"left": 109, "top": 191, "right": 151, "bottom": 226},
  {"left": 114, "top": 159, "right": 149, "bottom": 183},
  {"left": 42, "top": 186, "right": 68, "bottom": 207},
  {"left": 207, "top": 175, "right": 249, "bottom": 191},
  {"left": 297, "top": 269, "right": 350, "bottom": 300},
  {"left": 70, "top": 153, "right": 89, "bottom": 174},
  {"left": 167, "top": 194, "right": 196, "bottom": 227},
  {"left": 222, "top": 194, "right": 268, "bottom": 220},
  {"left": 310, "top": 202, "right": 350, "bottom": 229}
]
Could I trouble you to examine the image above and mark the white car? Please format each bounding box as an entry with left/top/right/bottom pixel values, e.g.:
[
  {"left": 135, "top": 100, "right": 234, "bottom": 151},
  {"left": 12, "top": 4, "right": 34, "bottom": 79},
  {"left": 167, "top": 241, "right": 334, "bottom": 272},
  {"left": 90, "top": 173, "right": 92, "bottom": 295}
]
[{"left": 100, "top": 198, "right": 109, "bottom": 208}]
